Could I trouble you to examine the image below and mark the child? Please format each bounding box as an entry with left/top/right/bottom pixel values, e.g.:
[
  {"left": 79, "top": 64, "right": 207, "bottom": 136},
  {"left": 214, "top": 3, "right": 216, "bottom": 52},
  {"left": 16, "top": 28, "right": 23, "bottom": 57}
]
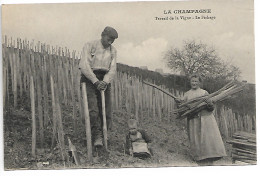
[
  {"left": 125, "top": 119, "right": 152, "bottom": 159},
  {"left": 182, "top": 73, "right": 227, "bottom": 166}
]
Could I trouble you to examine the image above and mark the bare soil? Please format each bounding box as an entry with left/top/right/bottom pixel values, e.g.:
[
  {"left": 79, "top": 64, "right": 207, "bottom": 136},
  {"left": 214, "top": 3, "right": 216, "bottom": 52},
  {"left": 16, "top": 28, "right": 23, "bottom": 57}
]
[{"left": 4, "top": 101, "right": 233, "bottom": 170}]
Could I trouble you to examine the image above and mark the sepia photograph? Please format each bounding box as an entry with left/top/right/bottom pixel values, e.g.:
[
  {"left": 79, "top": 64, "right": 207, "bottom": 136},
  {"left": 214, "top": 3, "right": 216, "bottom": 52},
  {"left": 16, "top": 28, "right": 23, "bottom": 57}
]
[{"left": 0, "top": 0, "right": 257, "bottom": 174}]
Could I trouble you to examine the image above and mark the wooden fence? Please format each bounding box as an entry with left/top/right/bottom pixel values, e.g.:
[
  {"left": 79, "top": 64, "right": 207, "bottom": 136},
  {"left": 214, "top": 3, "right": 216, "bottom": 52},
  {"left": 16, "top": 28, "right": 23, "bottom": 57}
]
[
  {"left": 2, "top": 37, "right": 256, "bottom": 158},
  {"left": 110, "top": 71, "right": 256, "bottom": 139}
]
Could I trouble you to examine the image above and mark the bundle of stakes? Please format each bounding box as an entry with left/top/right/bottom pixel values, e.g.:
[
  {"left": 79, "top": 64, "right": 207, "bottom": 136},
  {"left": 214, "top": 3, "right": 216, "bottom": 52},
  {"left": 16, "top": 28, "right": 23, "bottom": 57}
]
[
  {"left": 142, "top": 81, "right": 245, "bottom": 120},
  {"left": 227, "top": 131, "right": 256, "bottom": 164},
  {"left": 173, "top": 81, "right": 245, "bottom": 119}
]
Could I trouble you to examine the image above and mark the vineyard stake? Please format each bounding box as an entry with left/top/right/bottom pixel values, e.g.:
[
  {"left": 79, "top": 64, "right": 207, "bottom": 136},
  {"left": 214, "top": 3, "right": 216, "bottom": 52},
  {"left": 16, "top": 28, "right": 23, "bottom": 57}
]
[
  {"left": 101, "top": 90, "right": 108, "bottom": 151},
  {"left": 50, "top": 75, "right": 57, "bottom": 148},
  {"left": 30, "top": 76, "right": 36, "bottom": 157}
]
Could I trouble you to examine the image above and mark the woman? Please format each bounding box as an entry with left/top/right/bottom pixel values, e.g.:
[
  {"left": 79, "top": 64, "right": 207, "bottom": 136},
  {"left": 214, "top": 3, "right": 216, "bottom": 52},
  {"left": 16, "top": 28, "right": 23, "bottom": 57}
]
[{"left": 182, "top": 74, "right": 227, "bottom": 166}]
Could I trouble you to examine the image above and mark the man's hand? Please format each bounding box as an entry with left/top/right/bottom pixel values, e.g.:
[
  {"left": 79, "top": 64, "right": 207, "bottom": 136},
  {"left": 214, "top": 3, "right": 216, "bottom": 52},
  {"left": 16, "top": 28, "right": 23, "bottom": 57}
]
[
  {"left": 94, "top": 81, "right": 107, "bottom": 91},
  {"left": 99, "top": 81, "right": 107, "bottom": 91}
]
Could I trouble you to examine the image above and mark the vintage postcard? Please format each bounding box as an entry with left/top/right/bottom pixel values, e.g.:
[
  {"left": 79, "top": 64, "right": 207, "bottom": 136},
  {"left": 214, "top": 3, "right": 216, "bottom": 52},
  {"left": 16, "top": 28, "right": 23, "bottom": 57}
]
[{"left": 1, "top": 0, "right": 256, "bottom": 174}]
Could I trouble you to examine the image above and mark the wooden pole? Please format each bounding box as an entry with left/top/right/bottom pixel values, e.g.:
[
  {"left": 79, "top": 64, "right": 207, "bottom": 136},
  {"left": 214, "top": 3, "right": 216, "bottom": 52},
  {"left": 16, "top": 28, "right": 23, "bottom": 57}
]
[
  {"left": 50, "top": 75, "right": 57, "bottom": 148},
  {"left": 101, "top": 90, "right": 108, "bottom": 150},
  {"left": 6, "top": 50, "right": 10, "bottom": 110},
  {"left": 221, "top": 106, "right": 229, "bottom": 138},
  {"left": 167, "top": 93, "right": 171, "bottom": 122},
  {"left": 157, "top": 88, "right": 162, "bottom": 121},
  {"left": 30, "top": 76, "right": 36, "bottom": 157},
  {"left": 77, "top": 71, "right": 83, "bottom": 121},
  {"left": 114, "top": 74, "right": 118, "bottom": 110},
  {"left": 3, "top": 67, "right": 6, "bottom": 111},
  {"left": 43, "top": 55, "right": 49, "bottom": 127},
  {"left": 143, "top": 81, "right": 178, "bottom": 99},
  {"left": 133, "top": 78, "right": 139, "bottom": 121},
  {"left": 17, "top": 46, "right": 22, "bottom": 99},
  {"left": 152, "top": 87, "right": 156, "bottom": 119},
  {"left": 70, "top": 62, "right": 77, "bottom": 134},
  {"left": 81, "top": 83, "right": 93, "bottom": 162},
  {"left": 139, "top": 79, "right": 143, "bottom": 119},
  {"left": 36, "top": 64, "right": 44, "bottom": 148},
  {"left": 142, "top": 82, "right": 146, "bottom": 112},
  {"left": 148, "top": 84, "right": 152, "bottom": 118},
  {"left": 125, "top": 74, "right": 130, "bottom": 112},
  {"left": 23, "top": 48, "right": 28, "bottom": 91},
  {"left": 56, "top": 103, "right": 66, "bottom": 163},
  {"left": 118, "top": 73, "right": 122, "bottom": 109},
  {"left": 9, "top": 49, "right": 13, "bottom": 101},
  {"left": 13, "top": 51, "right": 17, "bottom": 108}
]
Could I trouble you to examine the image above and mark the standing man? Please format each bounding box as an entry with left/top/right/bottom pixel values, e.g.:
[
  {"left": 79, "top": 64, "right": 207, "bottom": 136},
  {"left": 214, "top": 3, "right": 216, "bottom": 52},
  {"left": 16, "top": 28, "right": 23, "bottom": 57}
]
[{"left": 79, "top": 26, "right": 118, "bottom": 147}]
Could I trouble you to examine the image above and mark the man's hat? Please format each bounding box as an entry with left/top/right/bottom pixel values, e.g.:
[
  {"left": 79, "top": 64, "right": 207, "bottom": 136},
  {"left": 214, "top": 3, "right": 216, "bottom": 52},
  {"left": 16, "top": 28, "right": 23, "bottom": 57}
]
[{"left": 102, "top": 26, "right": 118, "bottom": 39}]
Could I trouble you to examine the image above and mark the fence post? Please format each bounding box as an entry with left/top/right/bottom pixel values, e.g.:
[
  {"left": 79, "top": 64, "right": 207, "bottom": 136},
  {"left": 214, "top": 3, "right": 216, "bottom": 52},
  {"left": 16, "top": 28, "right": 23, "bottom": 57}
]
[
  {"left": 36, "top": 64, "right": 44, "bottom": 148},
  {"left": 50, "top": 75, "right": 57, "bottom": 148},
  {"left": 13, "top": 51, "right": 17, "bottom": 108},
  {"left": 56, "top": 103, "right": 67, "bottom": 164},
  {"left": 30, "top": 76, "right": 36, "bottom": 157}
]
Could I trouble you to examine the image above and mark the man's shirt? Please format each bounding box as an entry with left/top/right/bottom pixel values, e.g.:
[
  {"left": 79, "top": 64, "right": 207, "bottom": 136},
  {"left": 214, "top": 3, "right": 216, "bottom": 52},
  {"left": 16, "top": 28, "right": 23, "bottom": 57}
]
[{"left": 79, "top": 39, "right": 117, "bottom": 84}]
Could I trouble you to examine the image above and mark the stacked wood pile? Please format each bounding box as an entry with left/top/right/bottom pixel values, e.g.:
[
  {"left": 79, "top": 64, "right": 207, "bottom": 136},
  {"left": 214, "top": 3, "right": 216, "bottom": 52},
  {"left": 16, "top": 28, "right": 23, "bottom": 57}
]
[{"left": 227, "top": 131, "right": 256, "bottom": 164}]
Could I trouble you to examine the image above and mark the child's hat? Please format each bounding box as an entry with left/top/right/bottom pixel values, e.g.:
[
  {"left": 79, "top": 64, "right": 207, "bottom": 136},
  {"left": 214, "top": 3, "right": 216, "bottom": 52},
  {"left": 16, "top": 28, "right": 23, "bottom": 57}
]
[{"left": 128, "top": 119, "right": 137, "bottom": 129}]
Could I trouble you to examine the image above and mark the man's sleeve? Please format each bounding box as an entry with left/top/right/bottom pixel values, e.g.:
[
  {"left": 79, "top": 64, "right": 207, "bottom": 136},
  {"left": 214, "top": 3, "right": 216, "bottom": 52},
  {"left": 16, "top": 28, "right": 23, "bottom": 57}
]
[
  {"left": 79, "top": 43, "right": 99, "bottom": 84},
  {"left": 103, "top": 48, "right": 117, "bottom": 83}
]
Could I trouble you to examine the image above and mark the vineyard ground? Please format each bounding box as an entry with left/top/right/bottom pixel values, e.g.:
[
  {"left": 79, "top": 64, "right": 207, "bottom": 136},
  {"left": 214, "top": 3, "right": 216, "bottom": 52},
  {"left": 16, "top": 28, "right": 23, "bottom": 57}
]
[{"left": 4, "top": 96, "right": 233, "bottom": 170}]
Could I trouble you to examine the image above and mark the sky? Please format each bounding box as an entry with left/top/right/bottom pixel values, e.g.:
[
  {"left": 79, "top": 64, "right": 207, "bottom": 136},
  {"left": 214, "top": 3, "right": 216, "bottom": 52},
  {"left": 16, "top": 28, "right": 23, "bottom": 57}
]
[{"left": 1, "top": 0, "right": 255, "bottom": 83}]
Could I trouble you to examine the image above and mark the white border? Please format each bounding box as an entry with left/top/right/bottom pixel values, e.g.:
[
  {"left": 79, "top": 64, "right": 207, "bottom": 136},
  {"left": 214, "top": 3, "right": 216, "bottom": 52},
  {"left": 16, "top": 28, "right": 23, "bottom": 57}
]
[{"left": 0, "top": 1, "right": 259, "bottom": 176}]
